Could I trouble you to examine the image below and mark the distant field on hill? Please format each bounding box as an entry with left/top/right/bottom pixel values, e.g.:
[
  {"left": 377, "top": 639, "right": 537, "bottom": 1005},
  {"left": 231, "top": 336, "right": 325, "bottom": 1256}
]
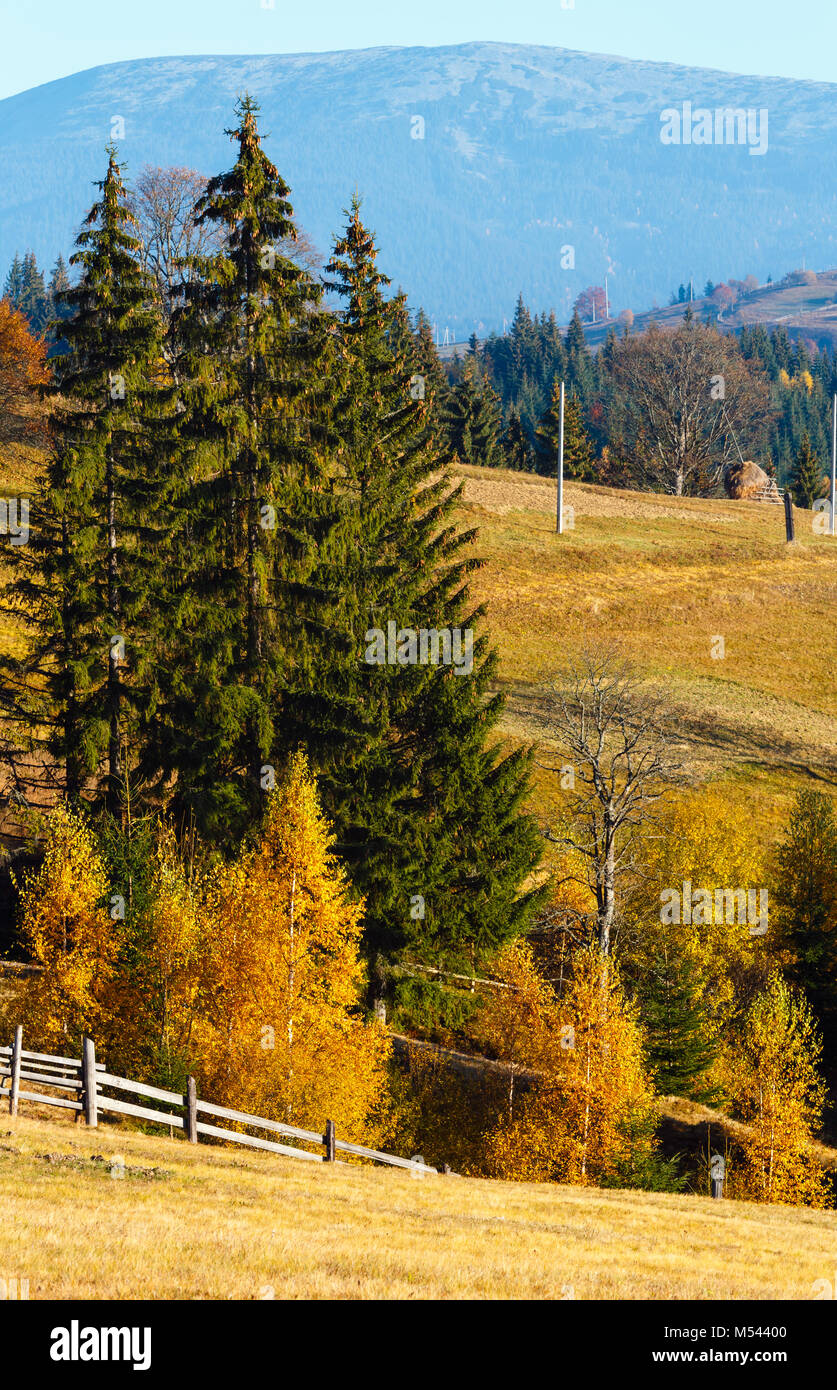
[
  {"left": 456, "top": 465, "right": 837, "bottom": 837},
  {"left": 1, "top": 1112, "right": 835, "bottom": 1299}
]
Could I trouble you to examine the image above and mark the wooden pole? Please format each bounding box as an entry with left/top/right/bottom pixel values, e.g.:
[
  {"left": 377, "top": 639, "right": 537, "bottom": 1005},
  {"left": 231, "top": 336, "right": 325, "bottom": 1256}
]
[
  {"left": 81, "top": 1036, "right": 98, "bottom": 1128},
  {"left": 9, "top": 1025, "right": 21, "bottom": 1117},
  {"left": 784, "top": 490, "right": 795, "bottom": 544},
  {"left": 185, "top": 1076, "right": 198, "bottom": 1144},
  {"left": 324, "top": 1118, "right": 336, "bottom": 1163},
  {"left": 710, "top": 1152, "right": 725, "bottom": 1199},
  {"left": 557, "top": 379, "right": 565, "bottom": 534},
  {"left": 831, "top": 393, "right": 836, "bottom": 537}
]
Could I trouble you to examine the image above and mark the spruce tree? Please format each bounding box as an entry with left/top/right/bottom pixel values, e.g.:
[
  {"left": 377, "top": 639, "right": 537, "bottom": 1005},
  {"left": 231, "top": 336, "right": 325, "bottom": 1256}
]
[
  {"left": 1, "top": 149, "right": 162, "bottom": 813},
  {"left": 503, "top": 406, "right": 532, "bottom": 470},
  {"left": 141, "top": 96, "right": 333, "bottom": 841},
  {"left": 442, "top": 354, "right": 502, "bottom": 467},
  {"left": 19, "top": 251, "right": 49, "bottom": 333},
  {"left": 535, "top": 378, "right": 595, "bottom": 479},
  {"left": 284, "top": 200, "right": 543, "bottom": 979},
  {"left": 565, "top": 308, "right": 593, "bottom": 405},
  {"left": 3, "top": 253, "right": 23, "bottom": 306},
  {"left": 791, "top": 431, "right": 825, "bottom": 508},
  {"left": 774, "top": 791, "right": 837, "bottom": 1071},
  {"left": 640, "top": 945, "right": 720, "bottom": 1102}
]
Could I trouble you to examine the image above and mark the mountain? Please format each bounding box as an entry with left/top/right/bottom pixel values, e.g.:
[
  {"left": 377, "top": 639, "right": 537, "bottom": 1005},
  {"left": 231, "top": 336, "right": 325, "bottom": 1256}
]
[{"left": 2, "top": 42, "right": 837, "bottom": 334}]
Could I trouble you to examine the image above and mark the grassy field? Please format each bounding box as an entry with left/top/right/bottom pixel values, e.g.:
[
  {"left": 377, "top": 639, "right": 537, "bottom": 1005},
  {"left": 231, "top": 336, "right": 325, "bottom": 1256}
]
[
  {"left": 0, "top": 456, "right": 834, "bottom": 841},
  {"left": 2, "top": 1110, "right": 836, "bottom": 1300},
  {"left": 457, "top": 465, "right": 837, "bottom": 836}
]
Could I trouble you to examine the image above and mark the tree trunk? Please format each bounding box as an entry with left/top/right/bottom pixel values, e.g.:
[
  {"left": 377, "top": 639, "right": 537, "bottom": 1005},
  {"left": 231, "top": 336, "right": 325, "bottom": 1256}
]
[{"left": 106, "top": 442, "right": 121, "bottom": 817}]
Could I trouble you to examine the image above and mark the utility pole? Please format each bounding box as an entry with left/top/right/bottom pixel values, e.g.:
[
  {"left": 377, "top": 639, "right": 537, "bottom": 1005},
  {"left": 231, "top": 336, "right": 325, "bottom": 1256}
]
[
  {"left": 557, "top": 380, "right": 565, "bottom": 534},
  {"left": 831, "top": 393, "right": 837, "bottom": 537}
]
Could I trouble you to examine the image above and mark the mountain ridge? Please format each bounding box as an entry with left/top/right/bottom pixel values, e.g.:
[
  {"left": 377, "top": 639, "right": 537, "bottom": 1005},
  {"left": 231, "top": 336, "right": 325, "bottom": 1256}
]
[{"left": 2, "top": 41, "right": 837, "bottom": 331}]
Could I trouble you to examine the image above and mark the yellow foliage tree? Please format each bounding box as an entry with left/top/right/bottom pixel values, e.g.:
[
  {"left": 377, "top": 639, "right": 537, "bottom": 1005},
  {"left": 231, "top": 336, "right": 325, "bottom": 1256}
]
[
  {"left": 723, "top": 972, "right": 830, "bottom": 1207},
  {"left": 194, "top": 752, "right": 390, "bottom": 1140},
  {"left": 110, "top": 826, "right": 203, "bottom": 1085},
  {"left": 478, "top": 943, "right": 657, "bottom": 1186},
  {"left": 471, "top": 940, "right": 559, "bottom": 1119},
  {"left": 15, "top": 805, "right": 118, "bottom": 1052},
  {"left": 623, "top": 786, "right": 771, "bottom": 1041}
]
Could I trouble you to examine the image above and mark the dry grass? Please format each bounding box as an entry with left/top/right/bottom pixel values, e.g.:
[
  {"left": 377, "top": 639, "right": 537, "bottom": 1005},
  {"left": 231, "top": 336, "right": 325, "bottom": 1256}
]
[
  {"left": 456, "top": 465, "right": 837, "bottom": 834},
  {"left": 1, "top": 1111, "right": 835, "bottom": 1300}
]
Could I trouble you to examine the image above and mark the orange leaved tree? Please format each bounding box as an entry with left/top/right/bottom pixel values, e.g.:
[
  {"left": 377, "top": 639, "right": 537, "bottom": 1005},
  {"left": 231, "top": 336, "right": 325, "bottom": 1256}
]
[
  {"left": 0, "top": 297, "right": 48, "bottom": 447},
  {"left": 194, "top": 752, "right": 390, "bottom": 1139}
]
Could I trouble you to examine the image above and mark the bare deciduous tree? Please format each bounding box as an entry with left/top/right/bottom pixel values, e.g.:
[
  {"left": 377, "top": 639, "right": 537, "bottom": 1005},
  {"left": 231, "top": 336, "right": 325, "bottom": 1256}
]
[
  {"left": 608, "top": 319, "right": 769, "bottom": 496},
  {"left": 542, "top": 649, "right": 683, "bottom": 956},
  {"left": 129, "top": 166, "right": 218, "bottom": 316}
]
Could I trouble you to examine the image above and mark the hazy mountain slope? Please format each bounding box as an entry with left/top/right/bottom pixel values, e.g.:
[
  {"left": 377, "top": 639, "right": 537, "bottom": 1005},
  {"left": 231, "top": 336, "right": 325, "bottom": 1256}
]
[{"left": 2, "top": 42, "right": 837, "bottom": 332}]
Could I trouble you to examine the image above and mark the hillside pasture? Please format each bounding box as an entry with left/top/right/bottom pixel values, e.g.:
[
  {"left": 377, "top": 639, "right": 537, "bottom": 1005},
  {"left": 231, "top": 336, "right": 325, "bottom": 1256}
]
[
  {"left": 1, "top": 1112, "right": 836, "bottom": 1300},
  {"left": 456, "top": 465, "right": 837, "bottom": 835}
]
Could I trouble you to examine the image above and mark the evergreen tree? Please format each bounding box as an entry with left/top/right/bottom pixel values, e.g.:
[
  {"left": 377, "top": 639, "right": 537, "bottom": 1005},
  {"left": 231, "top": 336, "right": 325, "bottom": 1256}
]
[
  {"left": 503, "top": 406, "right": 533, "bottom": 470},
  {"left": 640, "top": 944, "right": 721, "bottom": 1102},
  {"left": 565, "top": 308, "right": 593, "bottom": 405},
  {"left": 1, "top": 149, "right": 162, "bottom": 812},
  {"left": 791, "top": 431, "right": 825, "bottom": 508},
  {"left": 141, "top": 96, "right": 332, "bottom": 841},
  {"left": 773, "top": 791, "right": 837, "bottom": 1072},
  {"left": 3, "top": 253, "right": 23, "bottom": 305},
  {"left": 442, "top": 354, "right": 502, "bottom": 467},
  {"left": 285, "top": 200, "right": 542, "bottom": 978},
  {"left": 19, "top": 251, "right": 49, "bottom": 333},
  {"left": 46, "top": 254, "right": 73, "bottom": 355},
  {"left": 535, "top": 378, "right": 595, "bottom": 480}
]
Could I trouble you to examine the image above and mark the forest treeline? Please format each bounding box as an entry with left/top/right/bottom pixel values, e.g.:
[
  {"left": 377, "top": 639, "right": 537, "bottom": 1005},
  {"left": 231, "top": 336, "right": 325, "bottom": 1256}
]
[{"left": 9, "top": 252, "right": 837, "bottom": 504}]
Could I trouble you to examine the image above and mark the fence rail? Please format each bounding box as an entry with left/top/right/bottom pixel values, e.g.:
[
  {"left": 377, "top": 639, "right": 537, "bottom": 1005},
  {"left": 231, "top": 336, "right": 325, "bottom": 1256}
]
[{"left": 1, "top": 1025, "right": 440, "bottom": 1175}]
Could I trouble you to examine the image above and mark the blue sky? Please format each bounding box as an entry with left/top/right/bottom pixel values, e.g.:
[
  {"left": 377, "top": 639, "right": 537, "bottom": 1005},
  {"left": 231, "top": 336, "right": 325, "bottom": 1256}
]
[{"left": 3, "top": 0, "right": 837, "bottom": 102}]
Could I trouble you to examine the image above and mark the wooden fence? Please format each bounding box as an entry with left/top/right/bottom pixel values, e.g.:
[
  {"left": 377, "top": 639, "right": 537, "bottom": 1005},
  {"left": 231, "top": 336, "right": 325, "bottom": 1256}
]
[{"left": 0, "top": 1025, "right": 441, "bottom": 1175}]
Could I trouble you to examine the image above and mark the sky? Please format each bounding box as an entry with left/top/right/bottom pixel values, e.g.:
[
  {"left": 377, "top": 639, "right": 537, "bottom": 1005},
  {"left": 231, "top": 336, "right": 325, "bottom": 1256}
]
[{"left": 2, "top": 0, "right": 837, "bottom": 102}]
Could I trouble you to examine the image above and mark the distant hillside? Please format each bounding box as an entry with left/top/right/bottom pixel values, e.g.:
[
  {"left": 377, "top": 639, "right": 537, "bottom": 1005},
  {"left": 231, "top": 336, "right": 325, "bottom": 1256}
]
[
  {"left": 2, "top": 42, "right": 837, "bottom": 333},
  {"left": 577, "top": 270, "right": 837, "bottom": 354},
  {"left": 438, "top": 270, "right": 837, "bottom": 359}
]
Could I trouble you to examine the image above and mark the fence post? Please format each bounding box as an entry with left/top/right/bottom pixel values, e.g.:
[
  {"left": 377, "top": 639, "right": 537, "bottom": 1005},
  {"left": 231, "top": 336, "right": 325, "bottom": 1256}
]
[
  {"left": 784, "top": 491, "right": 795, "bottom": 543},
  {"left": 81, "top": 1037, "right": 98, "bottom": 1128},
  {"left": 324, "top": 1118, "right": 336, "bottom": 1163},
  {"left": 9, "top": 1025, "right": 22, "bottom": 1117},
  {"left": 710, "top": 1152, "right": 725, "bottom": 1199},
  {"left": 185, "top": 1076, "right": 198, "bottom": 1144}
]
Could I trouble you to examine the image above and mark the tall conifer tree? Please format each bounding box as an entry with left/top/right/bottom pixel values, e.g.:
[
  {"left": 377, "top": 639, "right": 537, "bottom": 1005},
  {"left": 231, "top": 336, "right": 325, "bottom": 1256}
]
[
  {"left": 1, "top": 150, "right": 162, "bottom": 813},
  {"left": 286, "top": 200, "right": 542, "bottom": 979},
  {"left": 142, "top": 97, "right": 333, "bottom": 840}
]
